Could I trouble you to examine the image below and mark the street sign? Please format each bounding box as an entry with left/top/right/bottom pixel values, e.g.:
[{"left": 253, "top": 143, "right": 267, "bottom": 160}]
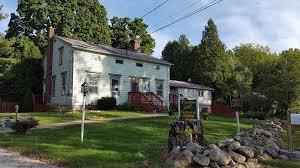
[
  {"left": 230, "top": 90, "right": 242, "bottom": 108},
  {"left": 291, "top": 113, "right": 300, "bottom": 125}
]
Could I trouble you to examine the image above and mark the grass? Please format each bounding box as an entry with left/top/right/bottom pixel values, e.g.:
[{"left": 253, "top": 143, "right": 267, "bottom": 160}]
[
  {"left": 0, "top": 115, "right": 255, "bottom": 167},
  {"left": 0, "top": 114, "right": 299, "bottom": 167},
  {"left": 0, "top": 111, "right": 146, "bottom": 125}
]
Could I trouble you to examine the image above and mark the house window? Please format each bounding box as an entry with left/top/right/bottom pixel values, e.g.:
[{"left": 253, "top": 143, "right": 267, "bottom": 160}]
[
  {"left": 58, "top": 47, "right": 64, "bottom": 65},
  {"left": 136, "top": 62, "right": 143, "bottom": 67},
  {"left": 61, "top": 72, "right": 67, "bottom": 95},
  {"left": 87, "top": 74, "right": 99, "bottom": 94},
  {"left": 52, "top": 76, "right": 56, "bottom": 97},
  {"left": 199, "top": 90, "right": 204, "bottom": 97},
  {"left": 154, "top": 65, "right": 160, "bottom": 70},
  {"left": 142, "top": 79, "right": 150, "bottom": 92},
  {"left": 111, "top": 77, "right": 120, "bottom": 96},
  {"left": 116, "top": 59, "right": 123, "bottom": 64},
  {"left": 156, "top": 80, "right": 163, "bottom": 97}
]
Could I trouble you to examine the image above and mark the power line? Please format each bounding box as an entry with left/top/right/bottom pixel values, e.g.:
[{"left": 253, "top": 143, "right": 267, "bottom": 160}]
[
  {"left": 148, "top": 0, "right": 203, "bottom": 30},
  {"left": 141, "top": 0, "right": 169, "bottom": 19},
  {"left": 150, "top": 0, "right": 224, "bottom": 34}
]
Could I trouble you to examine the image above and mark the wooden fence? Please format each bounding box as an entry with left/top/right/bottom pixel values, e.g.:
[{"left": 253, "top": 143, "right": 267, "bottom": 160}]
[
  {"left": 0, "top": 101, "right": 18, "bottom": 112},
  {"left": 211, "top": 103, "right": 235, "bottom": 118}
]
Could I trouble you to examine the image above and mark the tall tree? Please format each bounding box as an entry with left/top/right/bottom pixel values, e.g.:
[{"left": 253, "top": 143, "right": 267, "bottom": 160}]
[
  {"left": 5, "top": 0, "right": 111, "bottom": 52},
  {"left": 110, "top": 17, "right": 155, "bottom": 54},
  {"left": 192, "top": 18, "right": 231, "bottom": 102},
  {"left": 0, "top": 5, "right": 7, "bottom": 21},
  {"left": 162, "top": 34, "right": 192, "bottom": 80}
]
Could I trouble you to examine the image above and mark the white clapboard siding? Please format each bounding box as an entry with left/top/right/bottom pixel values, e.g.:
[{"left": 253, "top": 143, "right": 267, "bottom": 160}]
[
  {"left": 72, "top": 49, "right": 170, "bottom": 106},
  {"left": 50, "top": 38, "right": 73, "bottom": 105},
  {"left": 178, "top": 88, "right": 212, "bottom": 105}
]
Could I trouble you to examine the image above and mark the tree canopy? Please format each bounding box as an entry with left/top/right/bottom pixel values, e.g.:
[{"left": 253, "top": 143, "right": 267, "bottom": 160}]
[
  {"left": 110, "top": 17, "right": 155, "bottom": 55},
  {"left": 5, "top": 0, "right": 111, "bottom": 52}
]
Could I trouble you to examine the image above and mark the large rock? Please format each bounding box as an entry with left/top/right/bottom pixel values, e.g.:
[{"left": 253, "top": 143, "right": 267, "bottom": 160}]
[
  {"left": 217, "top": 139, "right": 234, "bottom": 148},
  {"left": 229, "top": 151, "right": 246, "bottom": 163},
  {"left": 264, "top": 146, "right": 278, "bottom": 158},
  {"left": 228, "top": 141, "right": 241, "bottom": 151},
  {"left": 192, "top": 154, "right": 210, "bottom": 166},
  {"left": 250, "top": 145, "right": 264, "bottom": 156},
  {"left": 175, "top": 150, "right": 194, "bottom": 167},
  {"left": 244, "top": 161, "right": 255, "bottom": 168},
  {"left": 269, "top": 143, "right": 280, "bottom": 153},
  {"left": 208, "top": 147, "right": 231, "bottom": 166},
  {"left": 235, "top": 164, "right": 246, "bottom": 168},
  {"left": 209, "top": 162, "right": 220, "bottom": 168},
  {"left": 170, "top": 146, "right": 181, "bottom": 159},
  {"left": 278, "top": 155, "right": 288, "bottom": 160},
  {"left": 186, "top": 142, "right": 202, "bottom": 154},
  {"left": 238, "top": 146, "right": 254, "bottom": 158}
]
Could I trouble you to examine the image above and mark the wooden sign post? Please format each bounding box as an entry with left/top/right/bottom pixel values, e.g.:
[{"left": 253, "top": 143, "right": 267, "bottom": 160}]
[
  {"left": 178, "top": 96, "right": 200, "bottom": 121},
  {"left": 230, "top": 90, "right": 242, "bottom": 135}
]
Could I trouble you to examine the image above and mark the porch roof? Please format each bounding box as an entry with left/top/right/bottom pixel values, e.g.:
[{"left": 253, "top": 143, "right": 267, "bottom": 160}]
[{"left": 170, "top": 80, "right": 214, "bottom": 91}]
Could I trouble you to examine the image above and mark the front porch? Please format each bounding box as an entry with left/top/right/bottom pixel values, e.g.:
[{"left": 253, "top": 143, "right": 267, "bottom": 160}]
[{"left": 128, "top": 91, "right": 165, "bottom": 113}]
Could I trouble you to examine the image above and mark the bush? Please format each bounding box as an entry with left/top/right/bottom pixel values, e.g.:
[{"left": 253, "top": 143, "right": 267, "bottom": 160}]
[
  {"left": 23, "top": 88, "right": 33, "bottom": 112},
  {"left": 96, "top": 97, "right": 116, "bottom": 110},
  {"left": 10, "top": 117, "right": 39, "bottom": 134},
  {"left": 46, "top": 103, "right": 72, "bottom": 113},
  {"left": 116, "top": 102, "right": 140, "bottom": 112}
]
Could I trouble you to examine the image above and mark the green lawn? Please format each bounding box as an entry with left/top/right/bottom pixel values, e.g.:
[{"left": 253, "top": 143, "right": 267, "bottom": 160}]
[
  {"left": 0, "top": 115, "right": 299, "bottom": 167},
  {"left": 0, "top": 111, "right": 147, "bottom": 125},
  {"left": 0, "top": 115, "right": 255, "bottom": 167}
]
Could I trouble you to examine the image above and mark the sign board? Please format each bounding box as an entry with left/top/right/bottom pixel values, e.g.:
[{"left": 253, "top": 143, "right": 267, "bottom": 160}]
[
  {"left": 179, "top": 98, "right": 197, "bottom": 120},
  {"left": 291, "top": 113, "right": 300, "bottom": 125},
  {"left": 230, "top": 90, "right": 242, "bottom": 108}
]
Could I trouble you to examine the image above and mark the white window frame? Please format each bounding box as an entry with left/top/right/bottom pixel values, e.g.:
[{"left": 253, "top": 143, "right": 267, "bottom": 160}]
[
  {"left": 61, "top": 72, "right": 67, "bottom": 96},
  {"left": 111, "top": 75, "right": 121, "bottom": 96},
  {"left": 156, "top": 80, "right": 164, "bottom": 97},
  {"left": 199, "top": 90, "right": 204, "bottom": 97},
  {"left": 52, "top": 76, "right": 56, "bottom": 97},
  {"left": 87, "top": 74, "right": 99, "bottom": 94},
  {"left": 58, "top": 47, "right": 64, "bottom": 66}
]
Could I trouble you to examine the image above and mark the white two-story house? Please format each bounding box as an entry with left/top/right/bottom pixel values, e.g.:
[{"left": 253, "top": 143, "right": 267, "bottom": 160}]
[{"left": 43, "top": 27, "right": 171, "bottom": 111}]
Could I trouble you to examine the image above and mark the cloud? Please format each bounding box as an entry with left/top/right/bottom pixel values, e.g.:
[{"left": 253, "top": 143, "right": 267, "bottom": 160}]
[{"left": 151, "top": 32, "right": 173, "bottom": 58}]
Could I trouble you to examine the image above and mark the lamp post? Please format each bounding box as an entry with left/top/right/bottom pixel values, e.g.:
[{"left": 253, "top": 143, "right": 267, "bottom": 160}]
[{"left": 81, "top": 81, "right": 88, "bottom": 142}]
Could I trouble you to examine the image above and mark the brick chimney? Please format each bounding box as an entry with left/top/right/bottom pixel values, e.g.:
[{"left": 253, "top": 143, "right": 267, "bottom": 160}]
[
  {"left": 130, "top": 36, "right": 141, "bottom": 52},
  {"left": 47, "top": 26, "right": 55, "bottom": 39}
]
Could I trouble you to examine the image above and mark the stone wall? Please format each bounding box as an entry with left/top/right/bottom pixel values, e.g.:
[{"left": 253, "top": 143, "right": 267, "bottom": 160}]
[{"left": 166, "top": 121, "right": 288, "bottom": 168}]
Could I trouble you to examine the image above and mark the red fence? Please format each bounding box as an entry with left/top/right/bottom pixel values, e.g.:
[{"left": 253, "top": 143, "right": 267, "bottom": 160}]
[
  {"left": 0, "top": 101, "right": 18, "bottom": 112},
  {"left": 211, "top": 103, "right": 235, "bottom": 118}
]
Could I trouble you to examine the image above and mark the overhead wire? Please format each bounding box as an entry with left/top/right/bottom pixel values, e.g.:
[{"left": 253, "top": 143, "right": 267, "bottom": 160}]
[{"left": 141, "top": 0, "right": 169, "bottom": 19}]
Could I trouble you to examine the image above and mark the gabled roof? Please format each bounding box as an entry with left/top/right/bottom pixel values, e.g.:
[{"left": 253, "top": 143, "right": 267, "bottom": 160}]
[
  {"left": 55, "top": 36, "right": 172, "bottom": 66},
  {"left": 170, "top": 80, "right": 214, "bottom": 91}
]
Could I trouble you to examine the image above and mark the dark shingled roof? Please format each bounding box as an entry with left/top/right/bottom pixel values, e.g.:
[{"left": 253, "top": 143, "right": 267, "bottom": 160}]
[
  {"left": 56, "top": 36, "right": 172, "bottom": 65},
  {"left": 170, "top": 80, "right": 214, "bottom": 91}
]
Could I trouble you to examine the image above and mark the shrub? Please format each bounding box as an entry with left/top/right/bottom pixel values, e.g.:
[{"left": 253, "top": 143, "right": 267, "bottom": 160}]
[
  {"left": 10, "top": 117, "right": 39, "bottom": 134},
  {"left": 23, "top": 88, "right": 33, "bottom": 112},
  {"left": 116, "top": 102, "right": 140, "bottom": 112},
  {"left": 96, "top": 97, "right": 116, "bottom": 110},
  {"left": 46, "top": 103, "right": 72, "bottom": 113}
]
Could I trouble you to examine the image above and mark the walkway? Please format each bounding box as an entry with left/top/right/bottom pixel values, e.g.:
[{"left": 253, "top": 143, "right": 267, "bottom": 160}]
[
  {"left": 36, "top": 113, "right": 167, "bottom": 129},
  {"left": 0, "top": 149, "right": 60, "bottom": 168}
]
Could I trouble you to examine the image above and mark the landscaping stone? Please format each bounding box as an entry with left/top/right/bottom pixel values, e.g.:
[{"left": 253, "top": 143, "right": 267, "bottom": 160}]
[
  {"left": 238, "top": 146, "right": 254, "bottom": 158},
  {"left": 244, "top": 161, "right": 255, "bottom": 168},
  {"left": 278, "top": 154, "right": 288, "bottom": 160},
  {"left": 229, "top": 151, "right": 246, "bottom": 163},
  {"left": 166, "top": 121, "right": 286, "bottom": 168},
  {"left": 175, "top": 150, "right": 194, "bottom": 168},
  {"left": 264, "top": 146, "right": 278, "bottom": 158},
  {"left": 228, "top": 141, "right": 241, "bottom": 151},
  {"left": 192, "top": 154, "right": 210, "bottom": 166},
  {"left": 186, "top": 142, "right": 202, "bottom": 154},
  {"left": 170, "top": 146, "right": 181, "bottom": 159}
]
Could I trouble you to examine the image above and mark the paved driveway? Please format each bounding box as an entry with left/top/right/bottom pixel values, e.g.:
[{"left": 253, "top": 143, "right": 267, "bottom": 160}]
[{"left": 0, "top": 149, "right": 60, "bottom": 168}]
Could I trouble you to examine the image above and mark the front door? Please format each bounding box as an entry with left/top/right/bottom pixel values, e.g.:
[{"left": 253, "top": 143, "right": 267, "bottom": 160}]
[{"left": 131, "top": 78, "right": 139, "bottom": 92}]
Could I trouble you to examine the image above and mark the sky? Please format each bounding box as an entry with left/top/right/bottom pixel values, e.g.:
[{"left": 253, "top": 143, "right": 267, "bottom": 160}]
[{"left": 1, "top": 0, "right": 300, "bottom": 58}]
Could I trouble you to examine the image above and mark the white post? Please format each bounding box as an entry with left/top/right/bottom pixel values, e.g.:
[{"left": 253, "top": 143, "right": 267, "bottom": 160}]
[
  {"left": 235, "top": 110, "right": 240, "bottom": 135},
  {"left": 178, "top": 95, "right": 181, "bottom": 119},
  {"left": 81, "top": 96, "right": 86, "bottom": 142},
  {"left": 15, "top": 105, "right": 19, "bottom": 121},
  {"left": 196, "top": 97, "right": 200, "bottom": 120}
]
